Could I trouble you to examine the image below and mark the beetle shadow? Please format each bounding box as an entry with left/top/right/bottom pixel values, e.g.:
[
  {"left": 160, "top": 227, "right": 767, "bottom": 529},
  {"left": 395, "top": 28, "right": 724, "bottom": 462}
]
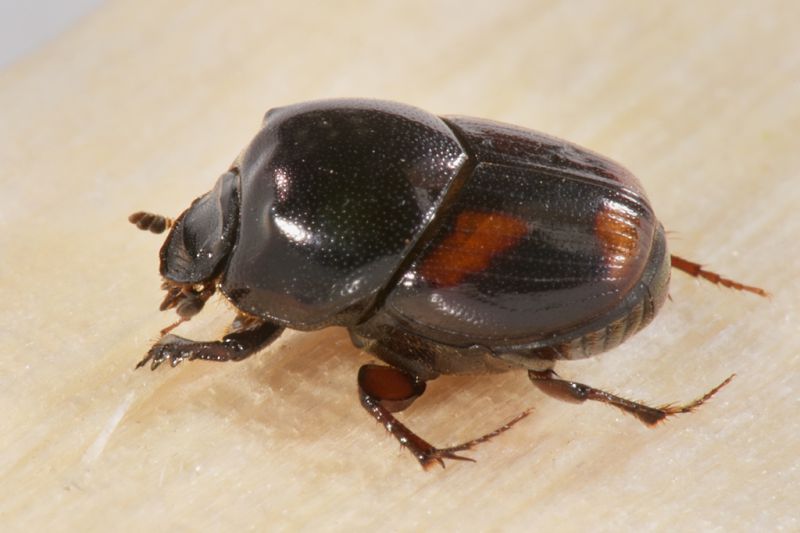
[
  {"left": 125, "top": 322, "right": 351, "bottom": 444},
  {"left": 127, "top": 306, "right": 543, "bottom": 470},
  {"left": 180, "top": 325, "right": 540, "bottom": 451},
  {"left": 167, "top": 328, "right": 365, "bottom": 444},
  {"left": 402, "top": 369, "right": 536, "bottom": 445},
  {"left": 274, "top": 330, "right": 535, "bottom": 444}
]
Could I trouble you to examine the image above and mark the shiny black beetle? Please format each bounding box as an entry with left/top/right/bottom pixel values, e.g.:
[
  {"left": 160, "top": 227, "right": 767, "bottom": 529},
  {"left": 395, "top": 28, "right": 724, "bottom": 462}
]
[{"left": 130, "top": 99, "right": 765, "bottom": 469}]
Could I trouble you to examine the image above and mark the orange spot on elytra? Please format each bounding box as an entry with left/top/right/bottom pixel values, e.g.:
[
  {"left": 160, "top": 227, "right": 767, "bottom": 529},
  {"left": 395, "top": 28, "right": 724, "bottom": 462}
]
[
  {"left": 419, "top": 211, "right": 528, "bottom": 287},
  {"left": 594, "top": 200, "right": 640, "bottom": 276}
]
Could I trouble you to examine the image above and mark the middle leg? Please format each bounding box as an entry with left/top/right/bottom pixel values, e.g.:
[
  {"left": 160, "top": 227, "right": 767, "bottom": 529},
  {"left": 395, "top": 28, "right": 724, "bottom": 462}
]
[{"left": 358, "top": 364, "right": 530, "bottom": 469}]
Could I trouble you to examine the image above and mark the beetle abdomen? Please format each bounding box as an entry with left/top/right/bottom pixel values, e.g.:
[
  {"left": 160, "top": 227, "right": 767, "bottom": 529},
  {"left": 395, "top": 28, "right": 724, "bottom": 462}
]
[{"left": 380, "top": 117, "right": 666, "bottom": 351}]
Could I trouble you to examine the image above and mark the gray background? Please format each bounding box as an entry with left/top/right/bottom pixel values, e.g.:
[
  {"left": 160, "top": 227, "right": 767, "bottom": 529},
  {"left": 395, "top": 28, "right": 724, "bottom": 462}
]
[{"left": 0, "top": 0, "right": 104, "bottom": 67}]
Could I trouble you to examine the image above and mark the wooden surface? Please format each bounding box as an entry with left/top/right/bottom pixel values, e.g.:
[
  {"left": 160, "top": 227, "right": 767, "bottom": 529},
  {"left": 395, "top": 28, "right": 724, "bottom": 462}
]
[{"left": 1, "top": 1, "right": 798, "bottom": 531}]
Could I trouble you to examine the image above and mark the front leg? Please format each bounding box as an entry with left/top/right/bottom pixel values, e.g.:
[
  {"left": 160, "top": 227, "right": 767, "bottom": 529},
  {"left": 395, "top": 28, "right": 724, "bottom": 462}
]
[{"left": 137, "top": 315, "right": 284, "bottom": 370}]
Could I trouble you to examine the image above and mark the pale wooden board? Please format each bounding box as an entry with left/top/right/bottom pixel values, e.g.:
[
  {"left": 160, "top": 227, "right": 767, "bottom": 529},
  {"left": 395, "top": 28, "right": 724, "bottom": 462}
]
[{"left": 1, "top": 1, "right": 798, "bottom": 531}]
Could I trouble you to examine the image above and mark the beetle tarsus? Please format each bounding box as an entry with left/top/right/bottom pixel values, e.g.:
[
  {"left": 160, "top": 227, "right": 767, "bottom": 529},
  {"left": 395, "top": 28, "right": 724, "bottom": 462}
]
[
  {"left": 652, "top": 373, "right": 735, "bottom": 421},
  {"left": 528, "top": 369, "right": 734, "bottom": 426},
  {"left": 425, "top": 409, "right": 532, "bottom": 467},
  {"left": 358, "top": 364, "right": 530, "bottom": 469},
  {"left": 670, "top": 254, "right": 767, "bottom": 297},
  {"left": 136, "top": 317, "right": 284, "bottom": 370}
]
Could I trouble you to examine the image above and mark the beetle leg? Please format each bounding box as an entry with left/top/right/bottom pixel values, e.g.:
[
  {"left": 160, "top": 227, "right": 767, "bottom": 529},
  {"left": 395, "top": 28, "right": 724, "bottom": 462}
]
[
  {"left": 528, "top": 369, "right": 734, "bottom": 425},
  {"left": 358, "top": 364, "right": 530, "bottom": 469},
  {"left": 670, "top": 254, "right": 767, "bottom": 297},
  {"left": 136, "top": 316, "right": 284, "bottom": 370}
]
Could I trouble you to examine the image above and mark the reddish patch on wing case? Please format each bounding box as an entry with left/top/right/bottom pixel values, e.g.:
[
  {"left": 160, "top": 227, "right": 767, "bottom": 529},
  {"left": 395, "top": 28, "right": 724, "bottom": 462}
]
[
  {"left": 594, "top": 199, "right": 641, "bottom": 283},
  {"left": 420, "top": 211, "right": 528, "bottom": 287}
]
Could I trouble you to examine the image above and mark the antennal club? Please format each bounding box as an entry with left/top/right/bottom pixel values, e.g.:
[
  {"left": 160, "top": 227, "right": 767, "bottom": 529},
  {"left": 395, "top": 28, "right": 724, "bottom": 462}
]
[{"left": 129, "top": 211, "right": 174, "bottom": 234}]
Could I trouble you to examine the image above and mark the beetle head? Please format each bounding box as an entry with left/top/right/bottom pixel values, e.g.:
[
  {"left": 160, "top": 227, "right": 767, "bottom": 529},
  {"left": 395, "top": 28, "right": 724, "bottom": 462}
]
[
  {"left": 130, "top": 169, "right": 240, "bottom": 327},
  {"left": 158, "top": 169, "right": 240, "bottom": 283}
]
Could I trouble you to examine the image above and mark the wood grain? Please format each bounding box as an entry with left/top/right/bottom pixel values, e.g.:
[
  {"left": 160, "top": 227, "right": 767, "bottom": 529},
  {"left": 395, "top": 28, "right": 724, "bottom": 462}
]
[{"left": 1, "top": 1, "right": 797, "bottom": 530}]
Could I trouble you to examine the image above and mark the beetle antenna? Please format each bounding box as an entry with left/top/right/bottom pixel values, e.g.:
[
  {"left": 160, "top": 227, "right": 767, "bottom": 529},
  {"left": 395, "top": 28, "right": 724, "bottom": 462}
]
[
  {"left": 670, "top": 254, "right": 768, "bottom": 297},
  {"left": 129, "top": 211, "right": 174, "bottom": 234}
]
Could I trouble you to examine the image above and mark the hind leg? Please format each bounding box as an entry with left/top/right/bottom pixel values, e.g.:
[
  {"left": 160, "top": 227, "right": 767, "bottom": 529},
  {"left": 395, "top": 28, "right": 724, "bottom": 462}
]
[
  {"left": 528, "top": 369, "right": 734, "bottom": 425},
  {"left": 671, "top": 254, "right": 767, "bottom": 297}
]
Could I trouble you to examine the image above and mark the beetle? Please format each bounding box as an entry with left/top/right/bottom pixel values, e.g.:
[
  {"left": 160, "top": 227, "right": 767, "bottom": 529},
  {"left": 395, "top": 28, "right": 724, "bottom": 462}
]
[{"left": 129, "top": 99, "right": 766, "bottom": 469}]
